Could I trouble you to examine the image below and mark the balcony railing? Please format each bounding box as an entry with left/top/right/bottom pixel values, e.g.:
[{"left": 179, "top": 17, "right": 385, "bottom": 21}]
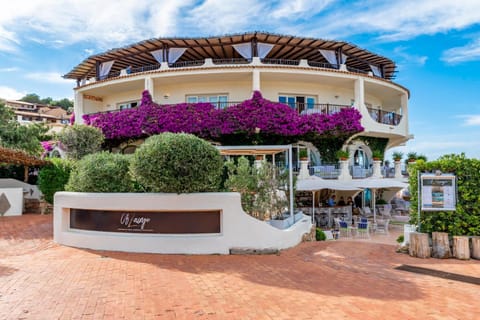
[
  {"left": 261, "top": 58, "right": 300, "bottom": 66},
  {"left": 85, "top": 101, "right": 351, "bottom": 117},
  {"left": 83, "top": 58, "right": 392, "bottom": 84},
  {"left": 367, "top": 107, "right": 402, "bottom": 126},
  {"left": 312, "top": 163, "right": 340, "bottom": 179}
]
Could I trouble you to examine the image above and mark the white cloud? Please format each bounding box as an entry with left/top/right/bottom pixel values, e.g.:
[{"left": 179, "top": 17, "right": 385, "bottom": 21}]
[
  {"left": 0, "top": 86, "right": 25, "bottom": 100},
  {"left": 442, "top": 39, "right": 480, "bottom": 63},
  {"left": 393, "top": 46, "right": 428, "bottom": 66},
  {"left": 271, "top": 0, "right": 334, "bottom": 19},
  {"left": 303, "top": 0, "right": 480, "bottom": 41},
  {"left": 25, "top": 72, "right": 75, "bottom": 84},
  {"left": 0, "top": 67, "right": 19, "bottom": 72},
  {"left": 459, "top": 114, "right": 480, "bottom": 126}
]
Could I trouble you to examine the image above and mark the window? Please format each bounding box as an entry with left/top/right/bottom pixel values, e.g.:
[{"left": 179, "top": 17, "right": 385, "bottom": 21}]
[
  {"left": 118, "top": 101, "right": 139, "bottom": 110},
  {"left": 186, "top": 94, "right": 228, "bottom": 109},
  {"left": 278, "top": 95, "right": 316, "bottom": 113}
]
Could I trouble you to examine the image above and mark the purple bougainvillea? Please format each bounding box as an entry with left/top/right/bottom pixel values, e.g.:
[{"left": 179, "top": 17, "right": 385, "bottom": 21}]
[{"left": 82, "top": 90, "right": 364, "bottom": 142}]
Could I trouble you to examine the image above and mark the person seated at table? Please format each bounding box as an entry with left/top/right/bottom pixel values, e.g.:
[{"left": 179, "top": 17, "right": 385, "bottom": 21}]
[
  {"left": 347, "top": 196, "right": 354, "bottom": 207},
  {"left": 328, "top": 195, "right": 336, "bottom": 207},
  {"left": 337, "top": 196, "right": 346, "bottom": 206}
]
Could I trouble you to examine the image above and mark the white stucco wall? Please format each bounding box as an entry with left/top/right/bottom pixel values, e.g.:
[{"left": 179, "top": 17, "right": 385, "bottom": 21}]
[
  {"left": 54, "top": 192, "right": 312, "bottom": 255},
  {"left": 0, "top": 188, "right": 23, "bottom": 216}
]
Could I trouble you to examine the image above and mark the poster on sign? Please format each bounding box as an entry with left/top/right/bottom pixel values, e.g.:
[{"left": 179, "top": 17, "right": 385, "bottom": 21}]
[{"left": 420, "top": 174, "right": 456, "bottom": 211}]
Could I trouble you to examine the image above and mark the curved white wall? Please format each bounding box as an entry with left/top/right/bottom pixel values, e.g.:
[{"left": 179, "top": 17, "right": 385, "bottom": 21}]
[{"left": 54, "top": 192, "right": 312, "bottom": 255}]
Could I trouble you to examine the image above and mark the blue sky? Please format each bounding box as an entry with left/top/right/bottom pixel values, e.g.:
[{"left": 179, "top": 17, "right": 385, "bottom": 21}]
[{"left": 1, "top": 0, "right": 480, "bottom": 160}]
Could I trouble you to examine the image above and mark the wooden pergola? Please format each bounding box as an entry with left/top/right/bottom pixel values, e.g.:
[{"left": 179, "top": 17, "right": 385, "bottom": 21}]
[{"left": 0, "top": 146, "right": 50, "bottom": 182}]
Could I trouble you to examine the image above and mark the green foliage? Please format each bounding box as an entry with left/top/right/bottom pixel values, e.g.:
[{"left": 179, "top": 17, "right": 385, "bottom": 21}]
[
  {"left": 20, "top": 93, "right": 41, "bottom": 104},
  {"left": 66, "top": 152, "right": 133, "bottom": 192},
  {"left": 392, "top": 151, "right": 403, "bottom": 161},
  {"left": 0, "top": 102, "right": 50, "bottom": 155},
  {"left": 225, "top": 157, "right": 289, "bottom": 220},
  {"left": 310, "top": 136, "right": 346, "bottom": 162},
  {"left": 396, "top": 235, "right": 404, "bottom": 244},
  {"left": 20, "top": 93, "right": 73, "bottom": 111},
  {"left": 38, "top": 158, "right": 75, "bottom": 204},
  {"left": 376, "top": 198, "right": 388, "bottom": 205},
  {"left": 316, "top": 228, "right": 326, "bottom": 241},
  {"left": 406, "top": 151, "right": 418, "bottom": 161},
  {"left": 372, "top": 150, "right": 384, "bottom": 160},
  {"left": 131, "top": 133, "right": 223, "bottom": 193},
  {"left": 359, "top": 136, "right": 388, "bottom": 155},
  {"left": 336, "top": 149, "right": 349, "bottom": 160},
  {"left": 58, "top": 124, "right": 104, "bottom": 160},
  {"left": 299, "top": 149, "right": 308, "bottom": 159},
  {"left": 409, "top": 153, "right": 480, "bottom": 236}
]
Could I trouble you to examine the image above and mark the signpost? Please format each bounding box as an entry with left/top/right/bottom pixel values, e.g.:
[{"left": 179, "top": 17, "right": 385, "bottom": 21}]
[{"left": 418, "top": 172, "right": 456, "bottom": 231}]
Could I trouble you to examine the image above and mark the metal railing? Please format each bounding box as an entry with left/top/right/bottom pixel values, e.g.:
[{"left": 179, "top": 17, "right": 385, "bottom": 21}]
[
  {"left": 86, "top": 58, "right": 392, "bottom": 83},
  {"left": 367, "top": 107, "right": 402, "bottom": 126},
  {"left": 212, "top": 58, "right": 251, "bottom": 65},
  {"left": 261, "top": 58, "right": 300, "bottom": 66},
  {"left": 308, "top": 61, "right": 339, "bottom": 69},
  {"left": 85, "top": 101, "right": 352, "bottom": 116},
  {"left": 312, "top": 163, "right": 340, "bottom": 179}
]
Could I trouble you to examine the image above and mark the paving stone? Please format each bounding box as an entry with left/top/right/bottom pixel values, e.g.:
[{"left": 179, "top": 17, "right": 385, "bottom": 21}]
[{"left": 0, "top": 215, "right": 479, "bottom": 319}]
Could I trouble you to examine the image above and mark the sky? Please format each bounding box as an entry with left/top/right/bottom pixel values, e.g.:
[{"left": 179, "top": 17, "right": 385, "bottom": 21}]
[{"left": 1, "top": 0, "right": 480, "bottom": 160}]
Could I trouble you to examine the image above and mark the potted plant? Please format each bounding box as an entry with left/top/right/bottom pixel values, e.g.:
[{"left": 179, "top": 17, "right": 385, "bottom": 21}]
[
  {"left": 299, "top": 149, "right": 308, "bottom": 161},
  {"left": 392, "top": 151, "right": 403, "bottom": 162},
  {"left": 336, "top": 149, "right": 349, "bottom": 161},
  {"left": 406, "top": 151, "right": 417, "bottom": 163},
  {"left": 372, "top": 150, "right": 383, "bottom": 161}
]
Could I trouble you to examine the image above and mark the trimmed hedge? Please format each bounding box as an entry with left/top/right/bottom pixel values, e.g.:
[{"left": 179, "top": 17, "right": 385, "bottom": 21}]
[
  {"left": 65, "top": 152, "right": 133, "bottom": 192},
  {"left": 38, "top": 158, "right": 75, "bottom": 204},
  {"left": 58, "top": 124, "right": 104, "bottom": 160},
  {"left": 130, "top": 133, "right": 223, "bottom": 193},
  {"left": 409, "top": 153, "right": 480, "bottom": 236}
]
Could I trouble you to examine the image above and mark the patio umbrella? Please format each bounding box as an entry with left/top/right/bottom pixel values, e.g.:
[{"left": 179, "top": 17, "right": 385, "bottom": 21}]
[{"left": 297, "top": 176, "right": 361, "bottom": 224}]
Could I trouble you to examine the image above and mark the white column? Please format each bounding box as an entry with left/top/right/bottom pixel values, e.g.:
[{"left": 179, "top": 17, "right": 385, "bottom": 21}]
[
  {"left": 338, "top": 160, "right": 352, "bottom": 180},
  {"left": 394, "top": 160, "right": 402, "bottom": 179},
  {"left": 145, "top": 77, "right": 155, "bottom": 101},
  {"left": 74, "top": 90, "right": 84, "bottom": 122},
  {"left": 252, "top": 69, "right": 260, "bottom": 92},
  {"left": 354, "top": 77, "right": 365, "bottom": 109},
  {"left": 298, "top": 160, "right": 310, "bottom": 179},
  {"left": 372, "top": 160, "right": 382, "bottom": 178}
]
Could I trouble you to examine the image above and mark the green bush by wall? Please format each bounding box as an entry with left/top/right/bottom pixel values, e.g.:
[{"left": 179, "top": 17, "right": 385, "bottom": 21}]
[
  {"left": 130, "top": 133, "right": 223, "bottom": 193},
  {"left": 65, "top": 152, "right": 133, "bottom": 192},
  {"left": 409, "top": 153, "right": 480, "bottom": 236},
  {"left": 58, "top": 124, "right": 104, "bottom": 160},
  {"left": 38, "top": 158, "right": 75, "bottom": 204}
]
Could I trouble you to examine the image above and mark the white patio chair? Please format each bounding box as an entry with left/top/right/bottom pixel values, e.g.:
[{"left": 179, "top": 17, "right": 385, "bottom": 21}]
[{"left": 375, "top": 219, "right": 390, "bottom": 234}]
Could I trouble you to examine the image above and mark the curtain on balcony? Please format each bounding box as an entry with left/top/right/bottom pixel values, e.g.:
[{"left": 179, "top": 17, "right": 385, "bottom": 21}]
[
  {"left": 257, "top": 43, "right": 274, "bottom": 58},
  {"left": 168, "top": 48, "right": 186, "bottom": 63},
  {"left": 369, "top": 64, "right": 382, "bottom": 77},
  {"left": 99, "top": 61, "right": 114, "bottom": 80},
  {"left": 233, "top": 42, "right": 252, "bottom": 59},
  {"left": 150, "top": 48, "right": 186, "bottom": 64},
  {"left": 341, "top": 53, "right": 348, "bottom": 64},
  {"left": 151, "top": 49, "right": 164, "bottom": 64},
  {"left": 319, "top": 49, "right": 337, "bottom": 65}
]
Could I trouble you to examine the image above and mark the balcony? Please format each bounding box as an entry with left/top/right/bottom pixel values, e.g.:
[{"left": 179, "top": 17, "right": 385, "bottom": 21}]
[
  {"left": 82, "top": 57, "right": 392, "bottom": 85},
  {"left": 85, "top": 100, "right": 352, "bottom": 117},
  {"left": 367, "top": 107, "right": 402, "bottom": 126}
]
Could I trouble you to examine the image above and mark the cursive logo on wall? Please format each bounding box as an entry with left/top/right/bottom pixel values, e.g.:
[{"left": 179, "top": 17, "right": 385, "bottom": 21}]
[{"left": 119, "top": 213, "right": 151, "bottom": 231}]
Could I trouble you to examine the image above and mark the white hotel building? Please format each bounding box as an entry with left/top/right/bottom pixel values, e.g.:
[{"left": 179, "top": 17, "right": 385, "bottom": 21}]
[{"left": 64, "top": 32, "right": 411, "bottom": 179}]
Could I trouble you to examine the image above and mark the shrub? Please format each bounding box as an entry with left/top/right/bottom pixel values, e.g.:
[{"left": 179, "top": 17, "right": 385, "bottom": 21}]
[
  {"left": 130, "top": 133, "right": 223, "bottom": 193},
  {"left": 392, "top": 151, "right": 403, "bottom": 161},
  {"left": 316, "top": 228, "right": 326, "bottom": 241},
  {"left": 58, "top": 124, "right": 104, "bottom": 160},
  {"left": 409, "top": 153, "right": 480, "bottom": 235},
  {"left": 336, "top": 149, "right": 349, "bottom": 160},
  {"left": 396, "top": 235, "right": 404, "bottom": 244},
  {"left": 38, "top": 158, "right": 75, "bottom": 204},
  {"left": 65, "top": 152, "right": 133, "bottom": 192}
]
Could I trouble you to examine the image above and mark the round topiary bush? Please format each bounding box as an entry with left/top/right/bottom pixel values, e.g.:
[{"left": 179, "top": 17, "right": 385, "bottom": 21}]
[
  {"left": 316, "top": 228, "right": 326, "bottom": 241},
  {"left": 131, "top": 133, "right": 223, "bottom": 193},
  {"left": 58, "top": 124, "right": 104, "bottom": 160},
  {"left": 38, "top": 158, "right": 75, "bottom": 204},
  {"left": 65, "top": 152, "right": 133, "bottom": 192}
]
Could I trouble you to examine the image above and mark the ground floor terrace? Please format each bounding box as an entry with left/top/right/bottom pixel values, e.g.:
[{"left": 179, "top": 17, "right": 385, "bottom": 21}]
[{"left": 1, "top": 214, "right": 478, "bottom": 319}]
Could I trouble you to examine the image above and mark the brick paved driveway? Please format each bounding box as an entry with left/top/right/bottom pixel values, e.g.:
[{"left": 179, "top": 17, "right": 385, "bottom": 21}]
[{"left": 0, "top": 215, "right": 479, "bottom": 319}]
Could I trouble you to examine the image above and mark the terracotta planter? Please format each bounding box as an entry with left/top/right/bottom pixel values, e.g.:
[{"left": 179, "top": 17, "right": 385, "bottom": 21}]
[{"left": 300, "top": 157, "right": 308, "bottom": 161}]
